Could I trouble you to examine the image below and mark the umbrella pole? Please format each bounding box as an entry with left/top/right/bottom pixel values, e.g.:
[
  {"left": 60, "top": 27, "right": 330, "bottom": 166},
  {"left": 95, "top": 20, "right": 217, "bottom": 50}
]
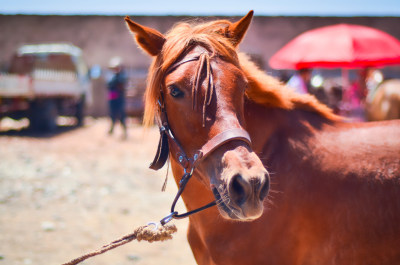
[{"left": 342, "top": 68, "right": 350, "bottom": 103}]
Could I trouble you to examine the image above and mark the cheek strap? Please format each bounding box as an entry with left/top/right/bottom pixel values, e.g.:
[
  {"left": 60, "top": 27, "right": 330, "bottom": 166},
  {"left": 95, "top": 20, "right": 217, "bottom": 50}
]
[{"left": 149, "top": 126, "right": 170, "bottom": 171}]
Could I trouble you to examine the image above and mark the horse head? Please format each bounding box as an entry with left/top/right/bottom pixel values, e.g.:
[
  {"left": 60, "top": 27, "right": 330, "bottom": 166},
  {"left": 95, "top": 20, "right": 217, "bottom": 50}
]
[{"left": 125, "top": 11, "right": 269, "bottom": 221}]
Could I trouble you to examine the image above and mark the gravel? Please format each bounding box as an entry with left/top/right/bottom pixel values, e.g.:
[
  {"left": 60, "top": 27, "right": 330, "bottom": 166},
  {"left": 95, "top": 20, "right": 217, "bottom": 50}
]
[{"left": 0, "top": 117, "right": 195, "bottom": 265}]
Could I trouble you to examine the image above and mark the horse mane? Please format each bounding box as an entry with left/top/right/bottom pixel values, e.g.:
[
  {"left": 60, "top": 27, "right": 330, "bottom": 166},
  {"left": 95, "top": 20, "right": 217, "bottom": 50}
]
[
  {"left": 239, "top": 53, "right": 341, "bottom": 121},
  {"left": 143, "top": 19, "right": 341, "bottom": 127}
]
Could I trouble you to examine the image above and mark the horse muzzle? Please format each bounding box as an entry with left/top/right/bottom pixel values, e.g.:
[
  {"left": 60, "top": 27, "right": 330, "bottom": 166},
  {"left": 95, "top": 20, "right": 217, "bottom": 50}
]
[{"left": 211, "top": 147, "right": 270, "bottom": 221}]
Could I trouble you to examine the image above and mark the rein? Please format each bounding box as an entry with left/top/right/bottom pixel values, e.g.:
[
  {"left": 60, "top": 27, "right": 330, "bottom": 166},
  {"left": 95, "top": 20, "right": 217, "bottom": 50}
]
[{"left": 150, "top": 52, "right": 252, "bottom": 226}]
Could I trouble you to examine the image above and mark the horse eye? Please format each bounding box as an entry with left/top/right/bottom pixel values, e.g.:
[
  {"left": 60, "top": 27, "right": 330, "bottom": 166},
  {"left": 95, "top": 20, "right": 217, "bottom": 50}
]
[{"left": 168, "top": 85, "right": 184, "bottom": 98}]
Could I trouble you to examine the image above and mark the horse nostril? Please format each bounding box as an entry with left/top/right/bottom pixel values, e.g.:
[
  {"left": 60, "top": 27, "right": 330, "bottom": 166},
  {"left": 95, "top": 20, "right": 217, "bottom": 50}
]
[
  {"left": 259, "top": 173, "right": 270, "bottom": 201},
  {"left": 230, "top": 174, "right": 247, "bottom": 206},
  {"left": 229, "top": 173, "right": 270, "bottom": 206}
]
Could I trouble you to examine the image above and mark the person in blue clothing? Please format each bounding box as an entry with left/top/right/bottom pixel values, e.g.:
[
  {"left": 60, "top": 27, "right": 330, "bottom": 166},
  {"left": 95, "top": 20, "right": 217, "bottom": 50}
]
[{"left": 107, "top": 57, "right": 128, "bottom": 139}]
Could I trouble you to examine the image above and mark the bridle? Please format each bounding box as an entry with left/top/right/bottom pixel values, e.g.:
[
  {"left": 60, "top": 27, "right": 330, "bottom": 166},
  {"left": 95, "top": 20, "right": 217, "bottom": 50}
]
[{"left": 149, "top": 52, "right": 252, "bottom": 225}]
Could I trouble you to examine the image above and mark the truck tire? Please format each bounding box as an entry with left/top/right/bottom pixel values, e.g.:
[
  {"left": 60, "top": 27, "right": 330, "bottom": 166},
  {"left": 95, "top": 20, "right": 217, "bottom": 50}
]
[
  {"left": 75, "top": 95, "right": 85, "bottom": 127},
  {"left": 28, "top": 99, "right": 58, "bottom": 132}
]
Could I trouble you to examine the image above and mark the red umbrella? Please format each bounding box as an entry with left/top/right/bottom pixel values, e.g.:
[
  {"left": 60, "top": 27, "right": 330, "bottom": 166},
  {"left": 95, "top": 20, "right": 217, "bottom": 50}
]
[{"left": 269, "top": 24, "right": 400, "bottom": 69}]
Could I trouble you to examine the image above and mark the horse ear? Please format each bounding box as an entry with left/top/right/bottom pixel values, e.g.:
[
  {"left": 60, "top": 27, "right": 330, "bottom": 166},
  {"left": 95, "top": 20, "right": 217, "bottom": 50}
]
[
  {"left": 225, "top": 10, "right": 254, "bottom": 47},
  {"left": 125, "top": 16, "right": 166, "bottom": 56}
]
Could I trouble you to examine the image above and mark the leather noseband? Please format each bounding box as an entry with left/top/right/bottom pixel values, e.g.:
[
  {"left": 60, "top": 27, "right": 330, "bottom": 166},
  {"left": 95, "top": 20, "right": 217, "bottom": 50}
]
[{"left": 149, "top": 98, "right": 251, "bottom": 172}]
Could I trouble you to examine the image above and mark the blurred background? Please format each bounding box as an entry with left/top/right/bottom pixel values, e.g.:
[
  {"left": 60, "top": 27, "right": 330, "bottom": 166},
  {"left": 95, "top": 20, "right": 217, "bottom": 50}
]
[
  {"left": 0, "top": 1, "right": 399, "bottom": 265},
  {"left": 1, "top": 0, "right": 400, "bottom": 125}
]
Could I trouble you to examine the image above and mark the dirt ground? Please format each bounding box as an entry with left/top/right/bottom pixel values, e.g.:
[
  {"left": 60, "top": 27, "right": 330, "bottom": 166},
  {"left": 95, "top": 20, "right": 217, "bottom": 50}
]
[{"left": 0, "top": 117, "right": 196, "bottom": 265}]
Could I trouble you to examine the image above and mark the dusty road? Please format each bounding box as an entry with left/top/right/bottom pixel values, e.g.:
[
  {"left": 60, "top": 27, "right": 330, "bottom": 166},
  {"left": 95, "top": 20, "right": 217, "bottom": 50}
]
[{"left": 0, "top": 118, "right": 196, "bottom": 265}]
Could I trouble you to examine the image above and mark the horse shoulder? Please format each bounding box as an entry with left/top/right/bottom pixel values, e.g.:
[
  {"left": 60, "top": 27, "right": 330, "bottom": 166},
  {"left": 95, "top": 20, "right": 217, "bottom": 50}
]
[
  {"left": 309, "top": 119, "right": 400, "bottom": 179},
  {"left": 246, "top": 103, "right": 400, "bottom": 264}
]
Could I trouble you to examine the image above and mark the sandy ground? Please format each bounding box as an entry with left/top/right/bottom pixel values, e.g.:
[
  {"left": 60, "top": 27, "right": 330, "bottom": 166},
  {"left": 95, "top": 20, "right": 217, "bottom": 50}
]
[{"left": 0, "top": 117, "right": 196, "bottom": 265}]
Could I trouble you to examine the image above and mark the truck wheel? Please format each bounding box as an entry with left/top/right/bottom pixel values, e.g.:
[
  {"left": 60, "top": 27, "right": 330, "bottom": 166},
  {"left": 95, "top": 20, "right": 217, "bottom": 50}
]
[
  {"left": 28, "top": 99, "right": 58, "bottom": 132},
  {"left": 75, "top": 96, "right": 85, "bottom": 127},
  {"left": 43, "top": 99, "right": 58, "bottom": 131}
]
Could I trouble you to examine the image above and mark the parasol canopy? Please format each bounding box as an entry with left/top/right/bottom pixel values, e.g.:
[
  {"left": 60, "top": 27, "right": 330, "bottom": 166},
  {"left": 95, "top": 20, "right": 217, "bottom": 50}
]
[{"left": 269, "top": 24, "right": 400, "bottom": 69}]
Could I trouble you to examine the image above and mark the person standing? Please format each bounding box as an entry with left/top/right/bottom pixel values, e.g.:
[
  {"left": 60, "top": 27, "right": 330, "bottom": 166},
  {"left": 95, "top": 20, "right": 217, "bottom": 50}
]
[
  {"left": 107, "top": 57, "right": 128, "bottom": 139},
  {"left": 286, "top": 68, "right": 312, "bottom": 94}
]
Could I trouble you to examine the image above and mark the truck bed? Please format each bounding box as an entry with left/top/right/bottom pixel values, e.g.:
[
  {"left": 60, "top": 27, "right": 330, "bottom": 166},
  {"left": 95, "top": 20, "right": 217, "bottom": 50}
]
[
  {"left": 0, "top": 74, "right": 32, "bottom": 97},
  {"left": 0, "top": 70, "right": 84, "bottom": 98}
]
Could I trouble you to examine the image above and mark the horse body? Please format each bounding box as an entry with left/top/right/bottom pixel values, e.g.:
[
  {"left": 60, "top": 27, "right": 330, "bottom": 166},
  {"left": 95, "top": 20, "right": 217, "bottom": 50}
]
[
  {"left": 185, "top": 106, "right": 400, "bottom": 265},
  {"left": 124, "top": 11, "right": 400, "bottom": 265}
]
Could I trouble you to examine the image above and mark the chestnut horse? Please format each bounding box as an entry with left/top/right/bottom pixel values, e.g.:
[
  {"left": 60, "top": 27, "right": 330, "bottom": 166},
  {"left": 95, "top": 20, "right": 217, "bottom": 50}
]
[{"left": 125, "top": 11, "right": 400, "bottom": 265}]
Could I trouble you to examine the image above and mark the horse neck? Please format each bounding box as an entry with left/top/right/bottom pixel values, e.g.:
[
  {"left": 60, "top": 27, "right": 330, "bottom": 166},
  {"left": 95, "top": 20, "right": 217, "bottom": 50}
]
[{"left": 244, "top": 97, "right": 333, "bottom": 166}]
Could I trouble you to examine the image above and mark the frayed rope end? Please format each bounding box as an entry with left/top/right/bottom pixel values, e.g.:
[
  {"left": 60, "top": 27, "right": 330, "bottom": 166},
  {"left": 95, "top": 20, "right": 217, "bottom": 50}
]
[{"left": 136, "top": 224, "right": 178, "bottom": 243}]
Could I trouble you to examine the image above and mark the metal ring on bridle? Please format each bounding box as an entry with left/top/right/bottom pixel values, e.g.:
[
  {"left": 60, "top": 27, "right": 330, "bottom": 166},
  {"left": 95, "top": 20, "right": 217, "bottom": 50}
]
[{"left": 160, "top": 211, "right": 178, "bottom": 225}]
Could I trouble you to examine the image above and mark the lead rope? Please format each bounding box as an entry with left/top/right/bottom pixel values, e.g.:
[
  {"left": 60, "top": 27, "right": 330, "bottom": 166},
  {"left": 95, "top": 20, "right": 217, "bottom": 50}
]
[
  {"left": 62, "top": 223, "right": 177, "bottom": 265},
  {"left": 61, "top": 165, "right": 213, "bottom": 265},
  {"left": 62, "top": 52, "right": 242, "bottom": 265}
]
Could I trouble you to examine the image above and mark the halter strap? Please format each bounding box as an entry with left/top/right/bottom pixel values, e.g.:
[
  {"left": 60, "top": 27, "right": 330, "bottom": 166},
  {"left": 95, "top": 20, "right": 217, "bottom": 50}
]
[
  {"left": 151, "top": 95, "right": 252, "bottom": 224},
  {"left": 149, "top": 53, "right": 252, "bottom": 224},
  {"left": 199, "top": 128, "right": 251, "bottom": 163},
  {"left": 166, "top": 56, "right": 201, "bottom": 75},
  {"left": 157, "top": 117, "right": 251, "bottom": 224},
  {"left": 150, "top": 98, "right": 251, "bottom": 171}
]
